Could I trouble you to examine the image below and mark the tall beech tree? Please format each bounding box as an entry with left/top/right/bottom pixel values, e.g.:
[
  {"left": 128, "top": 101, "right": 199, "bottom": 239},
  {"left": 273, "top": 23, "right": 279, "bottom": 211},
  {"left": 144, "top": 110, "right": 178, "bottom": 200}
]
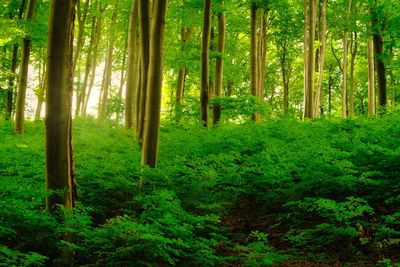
[
  {"left": 371, "top": 3, "right": 387, "bottom": 111},
  {"left": 137, "top": 0, "right": 151, "bottom": 141},
  {"left": 45, "top": 0, "right": 77, "bottom": 212},
  {"left": 98, "top": 4, "right": 118, "bottom": 120},
  {"left": 213, "top": 0, "right": 226, "bottom": 124},
  {"left": 200, "top": 0, "right": 212, "bottom": 127},
  {"left": 14, "top": 0, "right": 36, "bottom": 133},
  {"left": 125, "top": 0, "right": 139, "bottom": 129},
  {"left": 141, "top": 0, "right": 168, "bottom": 167},
  {"left": 314, "top": 0, "right": 327, "bottom": 117},
  {"left": 342, "top": 0, "right": 352, "bottom": 118},
  {"left": 304, "top": 0, "right": 316, "bottom": 119},
  {"left": 45, "top": 5, "right": 77, "bottom": 264}
]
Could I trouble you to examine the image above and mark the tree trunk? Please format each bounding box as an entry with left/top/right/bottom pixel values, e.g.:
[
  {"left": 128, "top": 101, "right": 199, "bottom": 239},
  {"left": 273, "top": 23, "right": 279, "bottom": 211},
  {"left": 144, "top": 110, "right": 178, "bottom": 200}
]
[
  {"left": 367, "top": 9, "right": 375, "bottom": 115},
  {"left": 213, "top": 0, "right": 226, "bottom": 125},
  {"left": 280, "top": 43, "right": 289, "bottom": 114},
  {"left": 34, "top": 58, "right": 46, "bottom": 121},
  {"left": 250, "top": 3, "right": 258, "bottom": 121},
  {"left": 137, "top": 0, "right": 151, "bottom": 142},
  {"left": 303, "top": 0, "right": 309, "bottom": 118},
  {"left": 176, "top": 25, "right": 193, "bottom": 122},
  {"left": 200, "top": 0, "right": 211, "bottom": 127},
  {"left": 349, "top": 31, "right": 357, "bottom": 116},
  {"left": 125, "top": 0, "right": 139, "bottom": 129},
  {"left": 82, "top": 2, "right": 105, "bottom": 116},
  {"left": 314, "top": 0, "right": 327, "bottom": 117},
  {"left": 45, "top": 1, "right": 77, "bottom": 264},
  {"left": 98, "top": 5, "right": 118, "bottom": 120},
  {"left": 342, "top": 0, "right": 351, "bottom": 118},
  {"left": 5, "top": 0, "right": 26, "bottom": 120},
  {"left": 15, "top": 0, "right": 36, "bottom": 133},
  {"left": 371, "top": 6, "right": 387, "bottom": 111},
  {"left": 76, "top": 14, "right": 96, "bottom": 117},
  {"left": 304, "top": 0, "right": 316, "bottom": 119},
  {"left": 72, "top": 0, "right": 90, "bottom": 73},
  {"left": 141, "top": 0, "right": 168, "bottom": 168}
]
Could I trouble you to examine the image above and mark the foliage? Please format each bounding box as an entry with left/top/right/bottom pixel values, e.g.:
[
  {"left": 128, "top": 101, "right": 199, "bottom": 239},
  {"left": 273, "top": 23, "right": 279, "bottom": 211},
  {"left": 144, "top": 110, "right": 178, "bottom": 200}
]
[{"left": 1, "top": 113, "right": 400, "bottom": 265}]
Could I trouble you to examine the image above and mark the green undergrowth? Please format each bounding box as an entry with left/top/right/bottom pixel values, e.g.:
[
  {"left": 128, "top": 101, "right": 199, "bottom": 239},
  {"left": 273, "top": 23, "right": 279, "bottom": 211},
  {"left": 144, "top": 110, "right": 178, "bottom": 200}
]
[{"left": 1, "top": 112, "right": 400, "bottom": 266}]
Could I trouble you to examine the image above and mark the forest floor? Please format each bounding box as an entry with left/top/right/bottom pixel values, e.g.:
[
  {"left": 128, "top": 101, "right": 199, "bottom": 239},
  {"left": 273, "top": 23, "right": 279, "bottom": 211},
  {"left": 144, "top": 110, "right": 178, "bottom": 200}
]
[{"left": 1, "top": 112, "right": 400, "bottom": 266}]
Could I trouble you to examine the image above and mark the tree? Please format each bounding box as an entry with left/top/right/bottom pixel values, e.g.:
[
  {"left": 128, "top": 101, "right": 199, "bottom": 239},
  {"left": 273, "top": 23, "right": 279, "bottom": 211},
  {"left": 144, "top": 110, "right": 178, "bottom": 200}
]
[
  {"left": 98, "top": 4, "right": 118, "bottom": 120},
  {"left": 45, "top": 0, "right": 77, "bottom": 212},
  {"left": 342, "top": 0, "right": 352, "bottom": 118},
  {"left": 136, "top": 0, "right": 151, "bottom": 142},
  {"left": 14, "top": 0, "right": 36, "bottom": 133},
  {"left": 314, "top": 0, "right": 327, "bottom": 117},
  {"left": 212, "top": 0, "right": 226, "bottom": 124},
  {"left": 304, "top": 0, "right": 316, "bottom": 119},
  {"left": 141, "top": 0, "right": 168, "bottom": 167},
  {"left": 200, "top": 0, "right": 212, "bottom": 127},
  {"left": 371, "top": 2, "right": 387, "bottom": 111}
]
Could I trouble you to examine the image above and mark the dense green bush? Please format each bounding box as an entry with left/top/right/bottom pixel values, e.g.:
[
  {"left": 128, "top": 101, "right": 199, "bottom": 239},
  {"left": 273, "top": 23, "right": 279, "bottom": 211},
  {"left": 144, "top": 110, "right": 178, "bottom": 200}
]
[{"left": 1, "top": 113, "right": 399, "bottom": 265}]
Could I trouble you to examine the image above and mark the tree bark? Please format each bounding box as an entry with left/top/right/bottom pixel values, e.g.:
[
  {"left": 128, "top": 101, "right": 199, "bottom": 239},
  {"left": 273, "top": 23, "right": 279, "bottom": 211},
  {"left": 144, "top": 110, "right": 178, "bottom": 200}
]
[
  {"left": 303, "top": 0, "right": 309, "bottom": 119},
  {"left": 141, "top": 0, "right": 168, "bottom": 168},
  {"left": 367, "top": 8, "right": 375, "bottom": 115},
  {"left": 349, "top": 31, "right": 357, "bottom": 116},
  {"left": 314, "top": 0, "right": 327, "bottom": 117},
  {"left": 125, "top": 0, "right": 139, "bottom": 129},
  {"left": 15, "top": 0, "right": 36, "bottom": 133},
  {"left": 137, "top": 0, "right": 151, "bottom": 142},
  {"left": 304, "top": 0, "right": 316, "bottom": 119},
  {"left": 200, "top": 0, "right": 212, "bottom": 127},
  {"left": 46, "top": 0, "right": 77, "bottom": 211},
  {"left": 371, "top": 6, "right": 387, "bottom": 110},
  {"left": 250, "top": 3, "right": 258, "bottom": 121},
  {"left": 342, "top": 0, "right": 351, "bottom": 118},
  {"left": 212, "top": 0, "right": 226, "bottom": 125}
]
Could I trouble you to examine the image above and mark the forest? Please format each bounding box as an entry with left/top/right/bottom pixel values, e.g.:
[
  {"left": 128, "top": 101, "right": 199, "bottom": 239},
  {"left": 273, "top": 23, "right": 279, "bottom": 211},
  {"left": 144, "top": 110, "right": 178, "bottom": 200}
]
[{"left": 0, "top": 0, "right": 400, "bottom": 266}]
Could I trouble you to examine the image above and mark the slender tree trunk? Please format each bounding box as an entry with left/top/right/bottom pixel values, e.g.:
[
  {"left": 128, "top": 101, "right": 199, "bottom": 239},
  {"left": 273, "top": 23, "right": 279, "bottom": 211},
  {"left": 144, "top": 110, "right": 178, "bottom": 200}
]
[
  {"left": 77, "top": 14, "right": 96, "bottom": 117},
  {"left": 125, "top": 0, "right": 139, "bottom": 129},
  {"left": 45, "top": 1, "right": 77, "bottom": 265},
  {"left": 342, "top": 0, "right": 351, "bottom": 118},
  {"left": 137, "top": 0, "right": 151, "bottom": 142},
  {"left": 6, "top": 45, "right": 19, "bottom": 121},
  {"left": 257, "top": 10, "right": 267, "bottom": 109},
  {"left": 349, "top": 31, "right": 357, "bottom": 116},
  {"left": 314, "top": 0, "right": 327, "bottom": 117},
  {"left": 213, "top": 0, "right": 226, "bottom": 125},
  {"left": 303, "top": 0, "right": 309, "bottom": 118},
  {"left": 98, "top": 5, "right": 118, "bottom": 120},
  {"left": 5, "top": 0, "right": 26, "bottom": 120},
  {"left": 250, "top": 3, "right": 258, "bottom": 121},
  {"left": 141, "top": 0, "right": 168, "bottom": 168},
  {"left": 15, "top": 0, "right": 36, "bottom": 133},
  {"left": 304, "top": 0, "right": 316, "bottom": 119},
  {"left": 176, "top": 25, "right": 193, "bottom": 122},
  {"left": 200, "top": 0, "right": 212, "bottom": 127},
  {"left": 82, "top": 2, "right": 105, "bottom": 116},
  {"left": 280, "top": 43, "right": 289, "bottom": 114},
  {"left": 367, "top": 10, "right": 375, "bottom": 115},
  {"left": 72, "top": 0, "right": 90, "bottom": 73},
  {"left": 371, "top": 6, "right": 387, "bottom": 111},
  {"left": 116, "top": 38, "right": 128, "bottom": 122},
  {"left": 34, "top": 58, "right": 46, "bottom": 120}
]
